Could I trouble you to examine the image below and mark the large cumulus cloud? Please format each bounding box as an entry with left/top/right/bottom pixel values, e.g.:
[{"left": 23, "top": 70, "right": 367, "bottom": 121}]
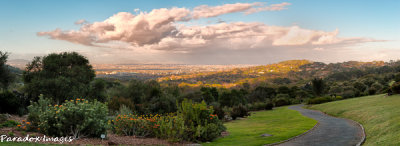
[{"left": 38, "top": 1, "right": 377, "bottom": 56}]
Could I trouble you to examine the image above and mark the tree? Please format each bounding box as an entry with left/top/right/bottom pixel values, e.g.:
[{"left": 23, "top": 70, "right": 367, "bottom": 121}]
[
  {"left": 248, "top": 86, "right": 275, "bottom": 102},
  {"left": 278, "top": 86, "right": 290, "bottom": 94},
  {"left": 353, "top": 82, "right": 367, "bottom": 93},
  {"left": 311, "top": 78, "right": 325, "bottom": 97},
  {"left": 0, "top": 51, "right": 14, "bottom": 90},
  {"left": 87, "top": 79, "right": 107, "bottom": 102},
  {"left": 23, "top": 52, "right": 96, "bottom": 103}
]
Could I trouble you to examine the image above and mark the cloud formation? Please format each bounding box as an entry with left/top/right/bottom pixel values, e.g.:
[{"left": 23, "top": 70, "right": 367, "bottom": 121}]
[{"left": 38, "top": 1, "right": 376, "bottom": 57}]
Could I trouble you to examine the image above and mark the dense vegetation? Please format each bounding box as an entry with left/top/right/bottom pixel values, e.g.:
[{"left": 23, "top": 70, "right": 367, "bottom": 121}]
[{"left": 2, "top": 50, "right": 400, "bottom": 143}]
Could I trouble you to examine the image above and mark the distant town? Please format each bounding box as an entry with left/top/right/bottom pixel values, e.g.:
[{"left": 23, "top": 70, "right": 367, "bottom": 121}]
[{"left": 93, "top": 64, "right": 257, "bottom": 80}]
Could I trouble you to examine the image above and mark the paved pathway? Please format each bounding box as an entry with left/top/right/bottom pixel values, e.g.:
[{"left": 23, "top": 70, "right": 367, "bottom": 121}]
[{"left": 277, "top": 105, "right": 364, "bottom": 146}]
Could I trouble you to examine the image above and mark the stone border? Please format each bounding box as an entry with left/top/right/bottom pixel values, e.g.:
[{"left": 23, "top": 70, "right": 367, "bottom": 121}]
[
  {"left": 305, "top": 107, "right": 367, "bottom": 146},
  {"left": 264, "top": 122, "right": 320, "bottom": 146},
  {"left": 355, "top": 119, "right": 366, "bottom": 146}
]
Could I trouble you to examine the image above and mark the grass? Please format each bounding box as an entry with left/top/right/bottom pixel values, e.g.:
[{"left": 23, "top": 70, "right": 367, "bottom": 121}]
[
  {"left": 204, "top": 106, "right": 317, "bottom": 146},
  {"left": 310, "top": 94, "right": 400, "bottom": 146}
]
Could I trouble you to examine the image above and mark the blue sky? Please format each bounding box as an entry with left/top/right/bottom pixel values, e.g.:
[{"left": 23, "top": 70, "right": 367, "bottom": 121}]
[{"left": 1, "top": 0, "right": 399, "bottom": 64}]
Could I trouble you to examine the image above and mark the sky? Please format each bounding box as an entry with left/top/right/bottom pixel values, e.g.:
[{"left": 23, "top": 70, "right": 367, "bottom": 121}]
[{"left": 0, "top": 0, "right": 399, "bottom": 64}]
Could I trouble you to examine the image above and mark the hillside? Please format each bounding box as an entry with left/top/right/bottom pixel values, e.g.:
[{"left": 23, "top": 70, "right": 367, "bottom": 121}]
[
  {"left": 310, "top": 94, "right": 400, "bottom": 146},
  {"left": 157, "top": 60, "right": 386, "bottom": 88}
]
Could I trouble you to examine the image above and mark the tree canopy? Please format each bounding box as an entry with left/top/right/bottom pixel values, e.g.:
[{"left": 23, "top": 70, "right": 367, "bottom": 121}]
[
  {"left": 0, "top": 51, "right": 14, "bottom": 90},
  {"left": 23, "top": 52, "right": 96, "bottom": 103}
]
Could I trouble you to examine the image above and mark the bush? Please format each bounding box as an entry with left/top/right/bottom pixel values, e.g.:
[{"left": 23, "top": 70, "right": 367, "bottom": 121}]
[
  {"left": 0, "top": 120, "right": 20, "bottom": 128},
  {"left": 342, "top": 90, "right": 355, "bottom": 98},
  {"left": 174, "top": 99, "right": 226, "bottom": 142},
  {"left": 156, "top": 99, "right": 226, "bottom": 142},
  {"left": 28, "top": 97, "right": 108, "bottom": 138},
  {"left": 368, "top": 87, "right": 377, "bottom": 95},
  {"left": 247, "top": 102, "right": 273, "bottom": 111},
  {"left": 307, "top": 97, "right": 332, "bottom": 104},
  {"left": 108, "top": 97, "right": 135, "bottom": 113},
  {"left": 391, "top": 81, "right": 400, "bottom": 94},
  {"left": 213, "top": 106, "right": 225, "bottom": 120},
  {"left": 0, "top": 91, "right": 23, "bottom": 114},
  {"left": 17, "top": 120, "right": 34, "bottom": 131},
  {"left": 335, "top": 96, "right": 343, "bottom": 100},
  {"left": 231, "top": 104, "right": 249, "bottom": 120},
  {"left": 265, "top": 102, "right": 274, "bottom": 110},
  {"left": 113, "top": 99, "right": 226, "bottom": 142},
  {"left": 252, "top": 102, "right": 266, "bottom": 111},
  {"left": 0, "top": 114, "right": 7, "bottom": 124},
  {"left": 273, "top": 95, "right": 291, "bottom": 107},
  {"left": 222, "top": 106, "right": 233, "bottom": 121},
  {"left": 154, "top": 114, "right": 185, "bottom": 142},
  {"left": 112, "top": 114, "right": 159, "bottom": 137}
]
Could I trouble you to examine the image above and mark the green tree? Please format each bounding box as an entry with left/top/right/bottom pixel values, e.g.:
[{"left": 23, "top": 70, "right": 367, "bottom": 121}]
[
  {"left": 311, "top": 78, "right": 325, "bottom": 97},
  {"left": 353, "top": 82, "right": 367, "bottom": 93},
  {"left": 0, "top": 51, "right": 14, "bottom": 90},
  {"left": 23, "top": 52, "right": 95, "bottom": 103},
  {"left": 87, "top": 79, "right": 107, "bottom": 102},
  {"left": 248, "top": 86, "right": 275, "bottom": 102}
]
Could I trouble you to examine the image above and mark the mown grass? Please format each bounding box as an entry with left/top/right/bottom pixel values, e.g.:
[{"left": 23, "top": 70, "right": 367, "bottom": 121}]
[
  {"left": 310, "top": 94, "right": 400, "bottom": 146},
  {"left": 204, "top": 106, "right": 317, "bottom": 146}
]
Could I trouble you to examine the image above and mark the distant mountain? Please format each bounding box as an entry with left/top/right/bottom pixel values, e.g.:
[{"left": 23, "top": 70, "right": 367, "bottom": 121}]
[
  {"left": 7, "top": 65, "right": 23, "bottom": 74},
  {"left": 157, "top": 60, "right": 387, "bottom": 88}
]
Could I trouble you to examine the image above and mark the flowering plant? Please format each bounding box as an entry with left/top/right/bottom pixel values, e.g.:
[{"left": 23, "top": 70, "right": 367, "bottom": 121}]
[{"left": 28, "top": 97, "right": 108, "bottom": 139}]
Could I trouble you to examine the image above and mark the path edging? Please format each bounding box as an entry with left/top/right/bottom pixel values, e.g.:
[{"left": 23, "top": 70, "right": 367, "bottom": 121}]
[
  {"left": 266, "top": 105, "right": 366, "bottom": 146},
  {"left": 308, "top": 106, "right": 366, "bottom": 146},
  {"left": 264, "top": 120, "right": 320, "bottom": 146},
  {"left": 318, "top": 111, "right": 366, "bottom": 146}
]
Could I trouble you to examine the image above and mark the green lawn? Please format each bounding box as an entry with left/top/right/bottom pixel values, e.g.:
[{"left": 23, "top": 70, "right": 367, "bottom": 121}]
[
  {"left": 204, "top": 107, "right": 317, "bottom": 146},
  {"left": 310, "top": 94, "right": 400, "bottom": 146}
]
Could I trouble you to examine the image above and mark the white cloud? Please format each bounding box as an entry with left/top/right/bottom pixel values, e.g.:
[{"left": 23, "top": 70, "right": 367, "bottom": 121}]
[{"left": 37, "top": 1, "right": 378, "bottom": 63}]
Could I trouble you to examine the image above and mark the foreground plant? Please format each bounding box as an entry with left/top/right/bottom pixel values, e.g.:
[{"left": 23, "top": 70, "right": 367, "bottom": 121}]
[
  {"left": 112, "top": 99, "right": 226, "bottom": 142},
  {"left": 28, "top": 96, "right": 108, "bottom": 139}
]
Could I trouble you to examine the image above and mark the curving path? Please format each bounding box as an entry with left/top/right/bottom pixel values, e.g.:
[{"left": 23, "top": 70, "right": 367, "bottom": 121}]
[{"left": 277, "top": 105, "right": 364, "bottom": 146}]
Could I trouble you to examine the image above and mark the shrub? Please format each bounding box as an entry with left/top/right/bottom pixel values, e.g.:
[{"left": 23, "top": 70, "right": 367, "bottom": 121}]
[
  {"left": 108, "top": 97, "right": 135, "bottom": 113},
  {"left": 1, "top": 120, "right": 20, "bottom": 128},
  {"left": 113, "top": 99, "right": 226, "bottom": 142},
  {"left": 368, "top": 87, "right": 377, "bottom": 95},
  {"left": 175, "top": 99, "right": 226, "bottom": 142},
  {"left": 335, "top": 96, "right": 343, "bottom": 100},
  {"left": 307, "top": 97, "right": 332, "bottom": 104},
  {"left": 342, "top": 90, "right": 355, "bottom": 98},
  {"left": 273, "top": 96, "right": 291, "bottom": 107},
  {"left": 17, "top": 120, "right": 35, "bottom": 131},
  {"left": 0, "top": 114, "right": 7, "bottom": 124},
  {"left": 231, "top": 104, "right": 249, "bottom": 120},
  {"left": 0, "top": 91, "right": 23, "bottom": 114},
  {"left": 213, "top": 106, "right": 225, "bottom": 120},
  {"left": 7, "top": 131, "right": 14, "bottom": 137},
  {"left": 222, "top": 106, "right": 233, "bottom": 121},
  {"left": 247, "top": 102, "right": 273, "bottom": 111},
  {"left": 265, "top": 102, "right": 274, "bottom": 110},
  {"left": 251, "top": 102, "right": 266, "bottom": 111},
  {"left": 117, "top": 105, "right": 134, "bottom": 116},
  {"left": 154, "top": 114, "right": 185, "bottom": 142},
  {"left": 391, "top": 81, "right": 400, "bottom": 94},
  {"left": 112, "top": 114, "right": 159, "bottom": 137},
  {"left": 27, "top": 94, "right": 52, "bottom": 128},
  {"left": 28, "top": 97, "right": 108, "bottom": 138}
]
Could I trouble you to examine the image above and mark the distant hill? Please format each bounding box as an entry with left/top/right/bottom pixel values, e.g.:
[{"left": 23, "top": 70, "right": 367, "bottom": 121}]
[
  {"left": 7, "top": 65, "right": 23, "bottom": 74},
  {"left": 7, "top": 59, "right": 30, "bottom": 69},
  {"left": 157, "top": 60, "right": 387, "bottom": 88}
]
